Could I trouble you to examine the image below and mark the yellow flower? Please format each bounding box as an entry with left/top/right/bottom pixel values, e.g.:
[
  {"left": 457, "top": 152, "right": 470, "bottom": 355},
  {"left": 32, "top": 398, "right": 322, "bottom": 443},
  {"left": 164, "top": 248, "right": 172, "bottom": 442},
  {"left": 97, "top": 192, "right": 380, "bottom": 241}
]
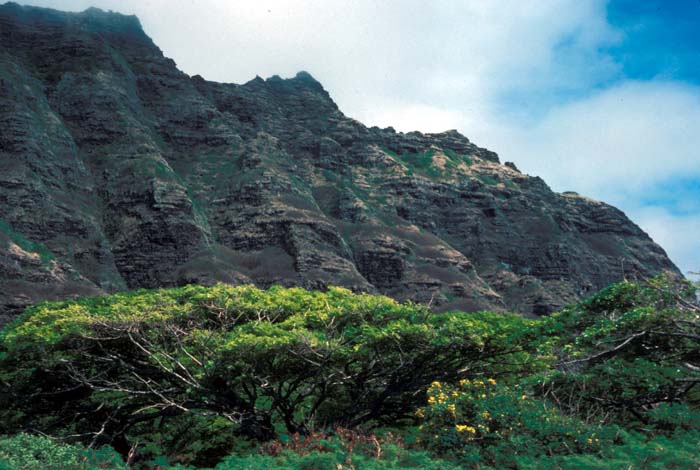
[
  {"left": 431, "top": 381, "right": 442, "bottom": 388},
  {"left": 447, "top": 404, "right": 456, "bottom": 415},
  {"left": 481, "top": 393, "right": 487, "bottom": 398},
  {"left": 521, "top": 394, "right": 528, "bottom": 400},
  {"left": 427, "top": 396, "right": 436, "bottom": 404},
  {"left": 455, "top": 424, "right": 477, "bottom": 434},
  {"left": 459, "top": 379, "right": 470, "bottom": 387},
  {"left": 487, "top": 378, "right": 497, "bottom": 385}
]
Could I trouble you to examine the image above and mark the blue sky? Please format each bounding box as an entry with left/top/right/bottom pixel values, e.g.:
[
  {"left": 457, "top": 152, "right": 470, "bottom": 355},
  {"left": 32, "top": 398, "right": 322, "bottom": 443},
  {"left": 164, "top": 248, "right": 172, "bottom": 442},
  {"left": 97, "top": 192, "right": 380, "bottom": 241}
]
[
  {"left": 599, "top": 0, "right": 700, "bottom": 278},
  {"left": 503, "top": 0, "right": 700, "bottom": 110},
  {"left": 19, "top": 0, "right": 700, "bottom": 278},
  {"left": 498, "top": 0, "right": 700, "bottom": 279},
  {"left": 606, "top": 0, "right": 700, "bottom": 84}
]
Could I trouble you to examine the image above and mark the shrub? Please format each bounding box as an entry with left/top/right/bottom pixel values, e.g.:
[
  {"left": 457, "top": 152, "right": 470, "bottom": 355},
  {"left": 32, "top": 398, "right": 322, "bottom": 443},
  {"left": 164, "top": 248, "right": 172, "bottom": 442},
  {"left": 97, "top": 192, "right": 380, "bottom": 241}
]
[
  {"left": 515, "top": 430, "right": 700, "bottom": 470},
  {"left": 416, "top": 379, "right": 616, "bottom": 468},
  {"left": 0, "top": 284, "right": 538, "bottom": 465},
  {"left": 0, "top": 433, "right": 123, "bottom": 470},
  {"left": 216, "top": 428, "right": 459, "bottom": 470},
  {"left": 533, "top": 277, "right": 700, "bottom": 425}
]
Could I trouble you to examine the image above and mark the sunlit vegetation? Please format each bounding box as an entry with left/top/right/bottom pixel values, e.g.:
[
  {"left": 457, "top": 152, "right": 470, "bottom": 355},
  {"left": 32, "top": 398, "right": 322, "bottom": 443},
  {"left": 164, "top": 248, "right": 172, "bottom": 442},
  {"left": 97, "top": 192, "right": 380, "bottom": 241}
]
[{"left": 1, "top": 276, "right": 698, "bottom": 468}]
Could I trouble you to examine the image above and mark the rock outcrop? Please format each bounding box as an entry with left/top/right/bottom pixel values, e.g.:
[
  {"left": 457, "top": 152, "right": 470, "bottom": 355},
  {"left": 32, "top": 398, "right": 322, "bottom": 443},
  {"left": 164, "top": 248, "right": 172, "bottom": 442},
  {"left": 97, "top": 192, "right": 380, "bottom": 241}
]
[{"left": 0, "top": 3, "right": 680, "bottom": 324}]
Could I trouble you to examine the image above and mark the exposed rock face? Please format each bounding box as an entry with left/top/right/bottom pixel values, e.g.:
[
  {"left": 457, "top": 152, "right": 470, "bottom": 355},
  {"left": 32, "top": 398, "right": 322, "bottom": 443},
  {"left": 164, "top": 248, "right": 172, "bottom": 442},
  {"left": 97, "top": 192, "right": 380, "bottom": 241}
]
[{"left": 0, "top": 3, "right": 680, "bottom": 324}]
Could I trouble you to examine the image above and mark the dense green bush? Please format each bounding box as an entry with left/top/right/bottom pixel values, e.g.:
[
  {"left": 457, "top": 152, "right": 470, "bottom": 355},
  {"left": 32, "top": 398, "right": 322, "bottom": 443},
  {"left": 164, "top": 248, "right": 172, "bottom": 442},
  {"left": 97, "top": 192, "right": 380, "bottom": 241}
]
[
  {"left": 0, "top": 433, "right": 123, "bottom": 470},
  {"left": 216, "top": 431, "right": 460, "bottom": 470},
  {"left": 515, "top": 431, "right": 700, "bottom": 470},
  {"left": 215, "top": 447, "right": 459, "bottom": 470},
  {"left": 416, "top": 379, "right": 616, "bottom": 468},
  {"left": 532, "top": 277, "right": 700, "bottom": 424},
  {"left": 411, "top": 276, "right": 700, "bottom": 469}
]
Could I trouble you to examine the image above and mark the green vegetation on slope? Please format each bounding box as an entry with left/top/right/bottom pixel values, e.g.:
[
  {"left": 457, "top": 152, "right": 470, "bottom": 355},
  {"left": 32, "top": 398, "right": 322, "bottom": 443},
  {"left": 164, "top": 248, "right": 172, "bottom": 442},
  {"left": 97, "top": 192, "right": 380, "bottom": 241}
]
[
  {"left": 0, "top": 277, "right": 698, "bottom": 469},
  {"left": 0, "top": 219, "right": 55, "bottom": 262},
  {"left": 381, "top": 146, "right": 472, "bottom": 178}
]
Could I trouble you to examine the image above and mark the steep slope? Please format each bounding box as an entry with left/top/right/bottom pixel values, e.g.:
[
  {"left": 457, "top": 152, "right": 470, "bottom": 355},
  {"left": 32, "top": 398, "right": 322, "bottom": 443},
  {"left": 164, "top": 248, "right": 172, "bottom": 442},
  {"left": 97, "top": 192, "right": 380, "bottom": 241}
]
[{"left": 0, "top": 3, "right": 679, "bottom": 324}]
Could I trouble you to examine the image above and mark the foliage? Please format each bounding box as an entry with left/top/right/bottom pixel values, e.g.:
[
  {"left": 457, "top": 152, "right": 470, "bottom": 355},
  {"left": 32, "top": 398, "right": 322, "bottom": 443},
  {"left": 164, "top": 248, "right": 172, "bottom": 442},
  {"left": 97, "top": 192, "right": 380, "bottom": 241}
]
[
  {"left": 476, "top": 174, "right": 499, "bottom": 186},
  {"left": 216, "top": 444, "right": 460, "bottom": 470},
  {"left": 0, "top": 276, "right": 698, "bottom": 468},
  {"left": 514, "top": 430, "right": 700, "bottom": 470},
  {"left": 441, "top": 148, "right": 472, "bottom": 165},
  {"left": 533, "top": 277, "right": 700, "bottom": 423},
  {"left": 0, "top": 284, "right": 536, "bottom": 466},
  {"left": 216, "top": 428, "right": 460, "bottom": 470},
  {"left": 0, "top": 433, "right": 123, "bottom": 470},
  {"left": 381, "top": 146, "right": 471, "bottom": 178},
  {"left": 397, "top": 149, "right": 437, "bottom": 175},
  {"left": 411, "top": 275, "right": 700, "bottom": 468},
  {"left": 0, "top": 219, "right": 55, "bottom": 262},
  {"left": 416, "top": 379, "right": 615, "bottom": 468}
]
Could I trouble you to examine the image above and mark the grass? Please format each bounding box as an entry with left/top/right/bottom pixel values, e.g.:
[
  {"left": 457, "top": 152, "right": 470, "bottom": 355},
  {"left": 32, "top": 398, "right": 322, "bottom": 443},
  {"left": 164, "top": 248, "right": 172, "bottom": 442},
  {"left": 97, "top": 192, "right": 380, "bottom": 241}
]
[
  {"left": 0, "top": 219, "right": 55, "bottom": 263},
  {"left": 477, "top": 174, "right": 499, "bottom": 186},
  {"left": 381, "top": 146, "right": 473, "bottom": 179},
  {"left": 381, "top": 146, "right": 439, "bottom": 177},
  {"left": 443, "top": 148, "right": 472, "bottom": 165}
]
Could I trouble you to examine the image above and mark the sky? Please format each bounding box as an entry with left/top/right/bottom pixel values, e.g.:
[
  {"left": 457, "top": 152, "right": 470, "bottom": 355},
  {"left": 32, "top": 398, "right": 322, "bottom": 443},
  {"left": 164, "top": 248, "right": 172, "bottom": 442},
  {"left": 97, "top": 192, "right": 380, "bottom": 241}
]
[{"left": 18, "top": 0, "right": 700, "bottom": 278}]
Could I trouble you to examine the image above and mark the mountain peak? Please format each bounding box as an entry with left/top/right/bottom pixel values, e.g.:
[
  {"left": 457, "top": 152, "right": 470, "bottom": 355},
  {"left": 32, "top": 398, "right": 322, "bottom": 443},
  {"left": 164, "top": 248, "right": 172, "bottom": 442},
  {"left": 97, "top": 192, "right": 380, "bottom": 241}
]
[
  {"left": 0, "top": 3, "right": 680, "bottom": 325},
  {"left": 261, "top": 70, "right": 327, "bottom": 94},
  {"left": 293, "top": 70, "right": 321, "bottom": 83},
  {"left": 0, "top": 2, "right": 150, "bottom": 45},
  {"left": 81, "top": 6, "right": 142, "bottom": 26}
]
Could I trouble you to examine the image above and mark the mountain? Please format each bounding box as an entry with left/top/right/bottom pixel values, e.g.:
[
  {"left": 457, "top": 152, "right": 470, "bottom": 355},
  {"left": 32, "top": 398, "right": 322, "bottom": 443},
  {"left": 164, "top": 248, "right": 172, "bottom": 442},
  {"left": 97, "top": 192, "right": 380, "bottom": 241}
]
[{"left": 0, "top": 2, "right": 680, "bottom": 325}]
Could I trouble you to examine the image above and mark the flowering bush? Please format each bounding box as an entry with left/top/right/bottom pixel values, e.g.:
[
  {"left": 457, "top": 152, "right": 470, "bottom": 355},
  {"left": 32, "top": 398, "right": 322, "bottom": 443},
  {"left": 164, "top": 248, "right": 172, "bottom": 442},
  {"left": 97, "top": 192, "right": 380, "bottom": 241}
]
[{"left": 416, "top": 379, "right": 617, "bottom": 468}]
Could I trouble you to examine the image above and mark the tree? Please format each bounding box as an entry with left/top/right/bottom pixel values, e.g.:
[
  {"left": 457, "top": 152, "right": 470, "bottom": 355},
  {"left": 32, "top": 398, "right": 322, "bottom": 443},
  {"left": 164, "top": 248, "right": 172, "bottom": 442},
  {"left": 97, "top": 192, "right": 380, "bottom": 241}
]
[
  {"left": 534, "top": 275, "right": 700, "bottom": 423},
  {"left": 0, "top": 284, "right": 537, "bottom": 463}
]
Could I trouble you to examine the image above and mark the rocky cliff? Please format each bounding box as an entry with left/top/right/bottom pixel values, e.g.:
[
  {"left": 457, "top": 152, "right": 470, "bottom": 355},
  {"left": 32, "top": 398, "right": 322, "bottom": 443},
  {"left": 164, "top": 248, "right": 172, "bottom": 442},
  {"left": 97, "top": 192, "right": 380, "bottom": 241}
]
[{"left": 0, "top": 3, "right": 680, "bottom": 324}]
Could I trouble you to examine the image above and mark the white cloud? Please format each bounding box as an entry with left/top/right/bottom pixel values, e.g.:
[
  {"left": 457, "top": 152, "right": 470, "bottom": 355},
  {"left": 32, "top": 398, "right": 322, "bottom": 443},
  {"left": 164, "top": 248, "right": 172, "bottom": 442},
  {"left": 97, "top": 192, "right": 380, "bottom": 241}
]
[
  {"left": 479, "top": 81, "right": 700, "bottom": 201},
  {"left": 22, "top": 0, "right": 617, "bottom": 121},
  {"left": 469, "top": 81, "right": 700, "bottom": 277},
  {"left": 629, "top": 206, "right": 700, "bottom": 279},
  {"left": 361, "top": 103, "right": 466, "bottom": 134}
]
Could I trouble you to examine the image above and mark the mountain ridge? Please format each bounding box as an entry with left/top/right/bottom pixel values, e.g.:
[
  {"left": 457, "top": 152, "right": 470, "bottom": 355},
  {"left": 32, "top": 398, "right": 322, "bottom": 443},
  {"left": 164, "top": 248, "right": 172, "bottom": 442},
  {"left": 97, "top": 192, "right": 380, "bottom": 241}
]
[{"left": 0, "top": 2, "right": 680, "bottom": 324}]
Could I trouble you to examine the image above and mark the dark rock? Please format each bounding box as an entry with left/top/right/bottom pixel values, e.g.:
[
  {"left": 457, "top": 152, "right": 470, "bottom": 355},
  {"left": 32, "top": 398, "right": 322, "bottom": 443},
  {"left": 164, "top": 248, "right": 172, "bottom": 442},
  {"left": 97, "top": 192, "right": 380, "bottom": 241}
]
[{"left": 0, "top": 3, "right": 681, "bottom": 324}]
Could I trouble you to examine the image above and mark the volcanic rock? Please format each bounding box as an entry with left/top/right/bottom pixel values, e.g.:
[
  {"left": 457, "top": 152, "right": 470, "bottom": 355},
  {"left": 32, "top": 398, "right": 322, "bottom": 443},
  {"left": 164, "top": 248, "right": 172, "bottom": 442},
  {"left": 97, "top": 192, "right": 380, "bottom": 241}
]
[{"left": 0, "top": 3, "right": 680, "bottom": 324}]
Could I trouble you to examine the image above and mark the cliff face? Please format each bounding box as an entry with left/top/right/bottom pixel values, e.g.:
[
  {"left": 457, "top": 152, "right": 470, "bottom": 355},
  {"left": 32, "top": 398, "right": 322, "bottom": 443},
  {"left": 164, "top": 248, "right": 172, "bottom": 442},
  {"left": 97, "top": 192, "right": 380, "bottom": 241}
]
[{"left": 0, "top": 3, "right": 680, "bottom": 324}]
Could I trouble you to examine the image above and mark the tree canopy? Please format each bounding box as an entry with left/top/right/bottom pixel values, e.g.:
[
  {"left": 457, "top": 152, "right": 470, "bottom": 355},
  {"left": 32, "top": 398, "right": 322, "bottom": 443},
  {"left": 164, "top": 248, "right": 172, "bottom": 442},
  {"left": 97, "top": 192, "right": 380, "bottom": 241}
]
[{"left": 0, "top": 277, "right": 698, "bottom": 468}]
